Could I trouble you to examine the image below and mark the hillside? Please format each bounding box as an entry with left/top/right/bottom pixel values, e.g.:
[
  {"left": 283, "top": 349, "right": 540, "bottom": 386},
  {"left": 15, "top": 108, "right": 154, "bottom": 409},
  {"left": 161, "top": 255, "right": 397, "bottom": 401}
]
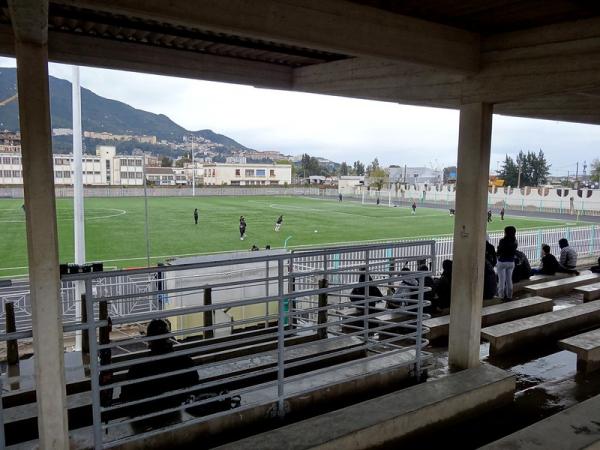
[{"left": 0, "top": 67, "right": 249, "bottom": 151}]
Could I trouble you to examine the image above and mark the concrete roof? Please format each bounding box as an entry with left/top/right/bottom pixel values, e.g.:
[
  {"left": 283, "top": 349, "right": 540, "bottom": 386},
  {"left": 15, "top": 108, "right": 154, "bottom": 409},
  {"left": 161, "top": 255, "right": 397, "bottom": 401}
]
[{"left": 3, "top": 1, "right": 600, "bottom": 125}]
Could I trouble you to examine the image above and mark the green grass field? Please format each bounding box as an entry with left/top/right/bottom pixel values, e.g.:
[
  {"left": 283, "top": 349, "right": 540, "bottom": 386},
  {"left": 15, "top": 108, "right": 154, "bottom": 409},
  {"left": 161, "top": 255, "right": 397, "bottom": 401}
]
[{"left": 0, "top": 195, "right": 580, "bottom": 277}]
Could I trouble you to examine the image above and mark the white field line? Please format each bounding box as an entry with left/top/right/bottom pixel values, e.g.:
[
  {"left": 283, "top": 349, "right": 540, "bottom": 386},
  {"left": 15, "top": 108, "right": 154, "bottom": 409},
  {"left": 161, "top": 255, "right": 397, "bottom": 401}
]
[{"left": 0, "top": 208, "right": 126, "bottom": 223}]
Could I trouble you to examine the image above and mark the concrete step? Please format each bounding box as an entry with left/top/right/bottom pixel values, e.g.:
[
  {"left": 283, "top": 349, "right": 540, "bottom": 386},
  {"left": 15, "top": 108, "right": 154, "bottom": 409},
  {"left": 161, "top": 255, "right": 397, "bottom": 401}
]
[
  {"left": 524, "top": 273, "right": 600, "bottom": 297},
  {"left": 512, "top": 273, "right": 569, "bottom": 294},
  {"left": 481, "top": 301, "right": 600, "bottom": 356},
  {"left": 574, "top": 282, "right": 600, "bottom": 302},
  {"left": 62, "top": 351, "right": 428, "bottom": 449},
  {"left": 559, "top": 328, "right": 600, "bottom": 373},
  {"left": 424, "top": 296, "right": 553, "bottom": 341},
  {"left": 214, "top": 364, "right": 515, "bottom": 450},
  {"left": 480, "top": 394, "right": 600, "bottom": 450}
]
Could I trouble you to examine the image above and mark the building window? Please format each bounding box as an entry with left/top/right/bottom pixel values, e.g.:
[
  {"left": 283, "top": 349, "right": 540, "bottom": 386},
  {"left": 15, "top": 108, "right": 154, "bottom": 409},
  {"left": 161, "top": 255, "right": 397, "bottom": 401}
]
[
  {"left": 2, "top": 157, "right": 10, "bottom": 164},
  {"left": 136, "top": 172, "right": 142, "bottom": 179},
  {"left": 12, "top": 170, "right": 20, "bottom": 178},
  {"left": 256, "top": 169, "right": 266, "bottom": 177},
  {"left": 11, "top": 157, "right": 19, "bottom": 164},
  {"left": 3, "top": 170, "right": 11, "bottom": 177},
  {"left": 245, "top": 169, "right": 254, "bottom": 177},
  {"left": 235, "top": 169, "right": 241, "bottom": 176},
  {"left": 121, "top": 172, "right": 128, "bottom": 179},
  {"left": 270, "top": 169, "right": 275, "bottom": 177}
]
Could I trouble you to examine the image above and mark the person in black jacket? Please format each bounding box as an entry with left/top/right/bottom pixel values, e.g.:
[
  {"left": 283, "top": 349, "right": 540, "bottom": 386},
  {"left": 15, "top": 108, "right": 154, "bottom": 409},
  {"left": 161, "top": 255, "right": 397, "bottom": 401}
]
[
  {"left": 485, "top": 238, "right": 497, "bottom": 267},
  {"left": 120, "top": 319, "right": 199, "bottom": 429},
  {"left": 497, "top": 226, "right": 517, "bottom": 301},
  {"left": 512, "top": 250, "right": 531, "bottom": 283},
  {"left": 483, "top": 259, "right": 498, "bottom": 300},
  {"left": 591, "top": 257, "right": 600, "bottom": 274},
  {"left": 434, "top": 260, "right": 453, "bottom": 309},
  {"left": 350, "top": 268, "right": 383, "bottom": 313},
  {"left": 531, "top": 244, "right": 560, "bottom": 275}
]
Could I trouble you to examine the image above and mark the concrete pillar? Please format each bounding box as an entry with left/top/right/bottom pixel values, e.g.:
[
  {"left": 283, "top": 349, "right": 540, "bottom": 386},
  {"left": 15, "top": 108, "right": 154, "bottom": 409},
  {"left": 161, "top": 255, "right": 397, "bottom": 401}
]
[
  {"left": 448, "top": 102, "right": 493, "bottom": 370},
  {"left": 14, "top": 40, "right": 69, "bottom": 447}
]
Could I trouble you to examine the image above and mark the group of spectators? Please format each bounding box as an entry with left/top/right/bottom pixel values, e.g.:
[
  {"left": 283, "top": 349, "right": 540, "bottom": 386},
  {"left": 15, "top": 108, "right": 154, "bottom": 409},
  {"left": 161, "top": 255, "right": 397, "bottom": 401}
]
[{"left": 351, "top": 229, "right": 594, "bottom": 316}]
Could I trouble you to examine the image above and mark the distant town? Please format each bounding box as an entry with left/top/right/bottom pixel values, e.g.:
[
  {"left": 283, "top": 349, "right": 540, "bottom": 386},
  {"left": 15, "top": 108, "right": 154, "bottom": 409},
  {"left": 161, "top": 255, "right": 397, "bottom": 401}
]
[{"left": 0, "top": 129, "right": 597, "bottom": 190}]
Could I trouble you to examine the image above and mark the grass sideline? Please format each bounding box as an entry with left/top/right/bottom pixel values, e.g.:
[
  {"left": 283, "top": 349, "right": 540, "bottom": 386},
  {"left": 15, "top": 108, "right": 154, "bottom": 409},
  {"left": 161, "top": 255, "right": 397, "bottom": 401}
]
[{"left": 0, "top": 195, "right": 582, "bottom": 277}]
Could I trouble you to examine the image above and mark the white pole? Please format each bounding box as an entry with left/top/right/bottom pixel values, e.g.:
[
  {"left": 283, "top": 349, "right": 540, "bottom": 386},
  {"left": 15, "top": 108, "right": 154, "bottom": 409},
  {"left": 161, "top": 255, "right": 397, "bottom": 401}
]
[
  {"left": 143, "top": 163, "right": 151, "bottom": 267},
  {"left": 388, "top": 189, "right": 391, "bottom": 207},
  {"left": 191, "top": 136, "right": 195, "bottom": 196},
  {"left": 362, "top": 188, "right": 365, "bottom": 204},
  {"left": 72, "top": 66, "right": 85, "bottom": 351}
]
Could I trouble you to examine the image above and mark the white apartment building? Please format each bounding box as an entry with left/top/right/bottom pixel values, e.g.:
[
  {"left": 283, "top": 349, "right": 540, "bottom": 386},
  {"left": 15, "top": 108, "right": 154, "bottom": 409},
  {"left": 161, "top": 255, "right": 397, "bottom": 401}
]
[
  {"left": 145, "top": 167, "right": 187, "bottom": 186},
  {"left": 0, "top": 145, "right": 144, "bottom": 186},
  {"left": 201, "top": 163, "right": 292, "bottom": 186}
]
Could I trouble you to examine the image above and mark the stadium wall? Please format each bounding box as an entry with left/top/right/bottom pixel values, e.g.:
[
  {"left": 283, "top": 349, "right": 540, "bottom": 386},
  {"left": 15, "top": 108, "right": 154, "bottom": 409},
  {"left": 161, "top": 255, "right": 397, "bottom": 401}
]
[
  {"left": 0, "top": 186, "right": 340, "bottom": 198},
  {"left": 351, "top": 185, "right": 600, "bottom": 216}
]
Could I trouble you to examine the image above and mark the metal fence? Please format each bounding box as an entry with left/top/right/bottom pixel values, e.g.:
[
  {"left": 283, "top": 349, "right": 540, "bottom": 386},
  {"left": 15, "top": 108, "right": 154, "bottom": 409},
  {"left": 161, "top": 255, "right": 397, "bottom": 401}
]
[{"left": 0, "top": 241, "right": 432, "bottom": 449}]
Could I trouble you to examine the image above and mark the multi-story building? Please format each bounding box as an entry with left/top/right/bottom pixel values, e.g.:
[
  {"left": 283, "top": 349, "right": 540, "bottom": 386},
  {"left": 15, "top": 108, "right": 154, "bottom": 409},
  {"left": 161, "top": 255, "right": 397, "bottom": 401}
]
[
  {"left": 201, "top": 163, "right": 292, "bottom": 186},
  {"left": 145, "top": 167, "right": 187, "bottom": 185},
  {"left": 388, "top": 166, "right": 443, "bottom": 185},
  {"left": 0, "top": 145, "right": 144, "bottom": 186},
  {"left": 83, "top": 131, "right": 157, "bottom": 144},
  {"left": 0, "top": 131, "right": 21, "bottom": 153}
]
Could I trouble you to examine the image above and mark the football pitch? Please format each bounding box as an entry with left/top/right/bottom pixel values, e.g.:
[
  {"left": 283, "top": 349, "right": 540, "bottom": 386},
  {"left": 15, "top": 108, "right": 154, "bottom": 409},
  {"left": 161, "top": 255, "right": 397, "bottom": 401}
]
[{"left": 0, "top": 195, "right": 581, "bottom": 277}]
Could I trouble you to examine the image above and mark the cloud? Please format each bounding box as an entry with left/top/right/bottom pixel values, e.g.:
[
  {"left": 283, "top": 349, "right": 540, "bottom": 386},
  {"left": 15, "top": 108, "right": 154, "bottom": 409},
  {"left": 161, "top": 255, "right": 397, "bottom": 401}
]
[{"left": 0, "top": 57, "right": 598, "bottom": 173}]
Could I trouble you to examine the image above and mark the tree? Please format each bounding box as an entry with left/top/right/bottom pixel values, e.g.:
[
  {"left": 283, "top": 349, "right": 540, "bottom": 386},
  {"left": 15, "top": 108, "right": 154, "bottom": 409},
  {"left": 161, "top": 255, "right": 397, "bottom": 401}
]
[
  {"left": 300, "top": 153, "right": 323, "bottom": 177},
  {"left": 339, "top": 162, "right": 349, "bottom": 176},
  {"left": 369, "top": 167, "right": 387, "bottom": 191},
  {"left": 175, "top": 152, "right": 191, "bottom": 167},
  {"left": 161, "top": 156, "right": 173, "bottom": 167},
  {"left": 592, "top": 159, "right": 600, "bottom": 182},
  {"left": 353, "top": 161, "right": 365, "bottom": 176},
  {"left": 497, "top": 150, "right": 550, "bottom": 187}
]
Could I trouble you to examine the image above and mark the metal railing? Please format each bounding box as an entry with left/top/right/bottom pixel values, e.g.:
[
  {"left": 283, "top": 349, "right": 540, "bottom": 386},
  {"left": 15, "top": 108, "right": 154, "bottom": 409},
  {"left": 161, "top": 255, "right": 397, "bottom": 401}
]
[{"left": 43, "top": 240, "right": 431, "bottom": 449}]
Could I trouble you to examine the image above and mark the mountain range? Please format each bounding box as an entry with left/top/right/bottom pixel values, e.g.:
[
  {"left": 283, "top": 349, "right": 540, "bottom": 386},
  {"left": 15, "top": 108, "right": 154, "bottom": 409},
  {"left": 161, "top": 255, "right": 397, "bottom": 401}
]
[{"left": 0, "top": 67, "right": 250, "bottom": 153}]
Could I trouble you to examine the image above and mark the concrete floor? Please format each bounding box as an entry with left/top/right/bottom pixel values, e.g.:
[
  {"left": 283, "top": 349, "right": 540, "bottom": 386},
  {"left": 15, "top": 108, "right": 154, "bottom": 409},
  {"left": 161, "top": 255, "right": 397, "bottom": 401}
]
[{"left": 386, "top": 291, "right": 600, "bottom": 449}]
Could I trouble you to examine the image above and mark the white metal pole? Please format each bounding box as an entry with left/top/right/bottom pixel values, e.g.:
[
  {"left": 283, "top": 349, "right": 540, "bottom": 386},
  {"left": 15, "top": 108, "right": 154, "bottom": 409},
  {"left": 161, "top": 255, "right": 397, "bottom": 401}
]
[
  {"left": 143, "top": 163, "right": 151, "bottom": 267},
  {"left": 362, "top": 188, "right": 365, "bottom": 204},
  {"left": 72, "top": 66, "right": 85, "bottom": 351},
  {"left": 388, "top": 189, "right": 391, "bottom": 207},
  {"left": 191, "top": 136, "right": 195, "bottom": 196}
]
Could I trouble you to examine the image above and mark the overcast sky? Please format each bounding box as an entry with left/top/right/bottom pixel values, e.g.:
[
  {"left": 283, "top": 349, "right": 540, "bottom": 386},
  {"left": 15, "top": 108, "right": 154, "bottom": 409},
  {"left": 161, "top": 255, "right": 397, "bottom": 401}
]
[{"left": 1, "top": 57, "right": 598, "bottom": 175}]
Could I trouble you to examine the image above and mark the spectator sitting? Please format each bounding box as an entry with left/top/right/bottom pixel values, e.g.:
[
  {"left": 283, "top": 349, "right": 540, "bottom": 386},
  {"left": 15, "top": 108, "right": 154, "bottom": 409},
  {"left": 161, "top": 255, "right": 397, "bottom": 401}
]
[
  {"left": 251, "top": 244, "right": 259, "bottom": 251},
  {"left": 434, "top": 260, "right": 452, "bottom": 310},
  {"left": 418, "top": 264, "right": 435, "bottom": 312},
  {"left": 387, "top": 267, "right": 418, "bottom": 309},
  {"left": 483, "top": 260, "right": 498, "bottom": 300},
  {"left": 349, "top": 268, "right": 383, "bottom": 312},
  {"left": 591, "top": 257, "right": 600, "bottom": 274},
  {"left": 485, "top": 238, "right": 497, "bottom": 267},
  {"left": 531, "top": 244, "right": 560, "bottom": 275},
  {"left": 120, "top": 319, "right": 199, "bottom": 429},
  {"left": 557, "top": 238, "right": 579, "bottom": 275},
  {"left": 512, "top": 250, "right": 531, "bottom": 283}
]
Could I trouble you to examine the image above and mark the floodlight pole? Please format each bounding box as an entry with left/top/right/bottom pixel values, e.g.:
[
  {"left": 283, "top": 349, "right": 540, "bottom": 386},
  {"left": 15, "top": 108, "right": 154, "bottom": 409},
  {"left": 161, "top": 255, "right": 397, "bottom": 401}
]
[
  {"left": 142, "top": 163, "right": 151, "bottom": 267},
  {"left": 191, "top": 135, "right": 195, "bottom": 196},
  {"left": 72, "top": 66, "right": 85, "bottom": 351}
]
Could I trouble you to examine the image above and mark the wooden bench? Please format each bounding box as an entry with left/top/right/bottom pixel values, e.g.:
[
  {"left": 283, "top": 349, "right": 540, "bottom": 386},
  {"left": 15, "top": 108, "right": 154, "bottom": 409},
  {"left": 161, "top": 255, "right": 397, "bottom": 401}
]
[
  {"left": 481, "top": 394, "right": 600, "bottom": 449},
  {"left": 524, "top": 273, "right": 600, "bottom": 297},
  {"left": 215, "top": 365, "right": 515, "bottom": 450},
  {"left": 424, "top": 296, "right": 553, "bottom": 341},
  {"left": 481, "top": 301, "right": 600, "bottom": 356},
  {"left": 559, "top": 328, "right": 600, "bottom": 373},
  {"left": 574, "top": 282, "right": 600, "bottom": 302}
]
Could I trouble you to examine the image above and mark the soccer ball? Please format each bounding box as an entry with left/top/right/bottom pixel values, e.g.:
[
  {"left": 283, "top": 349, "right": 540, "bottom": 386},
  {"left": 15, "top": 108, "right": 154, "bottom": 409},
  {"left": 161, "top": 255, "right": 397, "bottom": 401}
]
[{"left": 314, "top": 230, "right": 318, "bottom": 233}]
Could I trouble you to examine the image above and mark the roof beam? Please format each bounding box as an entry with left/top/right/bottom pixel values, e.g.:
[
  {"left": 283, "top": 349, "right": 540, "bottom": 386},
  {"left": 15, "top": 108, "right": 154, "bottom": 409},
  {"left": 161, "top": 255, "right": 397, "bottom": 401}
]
[
  {"left": 52, "top": 0, "right": 481, "bottom": 73},
  {"left": 293, "top": 58, "right": 462, "bottom": 108},
  {"left": 0, "top": 26, "right": 293, "bottom": 90},
  {"left": 8, "top": 0, "right": 48, "bottom": 45}
]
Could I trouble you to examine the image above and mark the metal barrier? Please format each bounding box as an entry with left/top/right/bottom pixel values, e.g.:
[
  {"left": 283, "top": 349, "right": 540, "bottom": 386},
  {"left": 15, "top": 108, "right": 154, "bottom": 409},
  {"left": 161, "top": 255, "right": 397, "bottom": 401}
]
[{"left": 40, "top": 240, "right": 431, "bottom": 449}]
